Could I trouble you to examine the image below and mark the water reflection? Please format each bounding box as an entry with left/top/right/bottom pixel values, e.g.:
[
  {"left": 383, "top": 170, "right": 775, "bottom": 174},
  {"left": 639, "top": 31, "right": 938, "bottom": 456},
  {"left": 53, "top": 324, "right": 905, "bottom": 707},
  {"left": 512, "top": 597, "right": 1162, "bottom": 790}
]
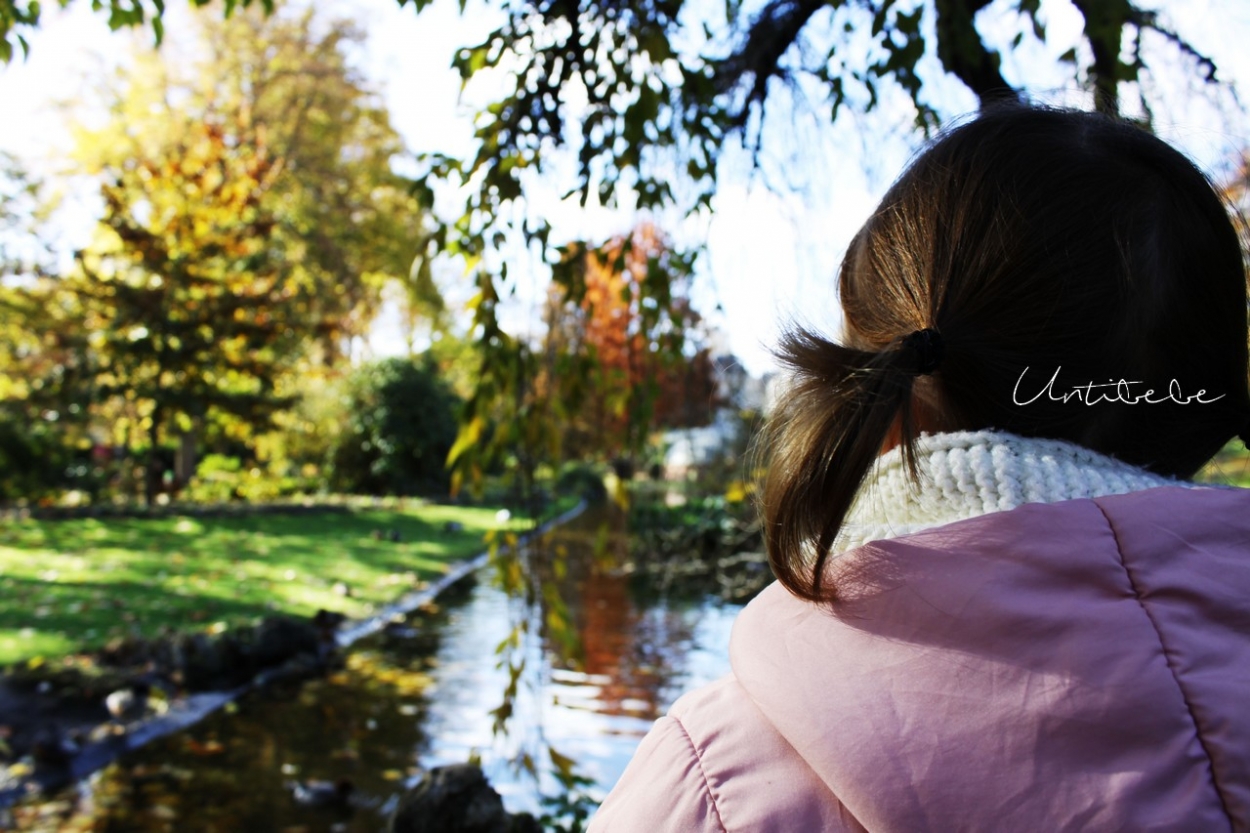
[{"left": 7, "top": 508, "right": 749, "bottom": 830}]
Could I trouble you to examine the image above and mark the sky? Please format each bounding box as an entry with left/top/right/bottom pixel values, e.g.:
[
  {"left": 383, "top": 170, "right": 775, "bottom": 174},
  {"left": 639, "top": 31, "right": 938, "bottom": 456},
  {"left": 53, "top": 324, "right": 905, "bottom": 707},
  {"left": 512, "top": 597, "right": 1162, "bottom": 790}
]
[{"left": 2, "top": 0, "right": 1250, "bottom": 376}]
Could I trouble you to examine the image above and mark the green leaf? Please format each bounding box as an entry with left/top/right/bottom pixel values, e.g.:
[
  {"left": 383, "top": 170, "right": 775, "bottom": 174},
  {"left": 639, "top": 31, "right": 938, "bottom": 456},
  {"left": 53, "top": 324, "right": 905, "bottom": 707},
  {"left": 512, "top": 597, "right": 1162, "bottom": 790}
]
[
  {"left": 549, "top": 746, "right": 577, "bottom": 779},
  {"left": 639, "top": 29, "right": 671, "bottom": 63},
  {"left": 445, "top": 415, "right": 485, "bottom": 467}
]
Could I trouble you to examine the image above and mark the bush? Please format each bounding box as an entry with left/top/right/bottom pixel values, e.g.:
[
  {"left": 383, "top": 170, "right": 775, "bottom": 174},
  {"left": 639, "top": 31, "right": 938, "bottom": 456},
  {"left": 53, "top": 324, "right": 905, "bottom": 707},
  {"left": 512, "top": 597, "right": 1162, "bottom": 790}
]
[
  {"left": 0, "top": 412, "right": 75, "bottom": 503},
  {"left": 327, "top": 357, "right": 460, "bottom": 496},
  {"left": 183, "top": 454, "right": 313, "bottom": 503},
  {"left": 554, "top": 462, "right": 608, "bottom": 503}
]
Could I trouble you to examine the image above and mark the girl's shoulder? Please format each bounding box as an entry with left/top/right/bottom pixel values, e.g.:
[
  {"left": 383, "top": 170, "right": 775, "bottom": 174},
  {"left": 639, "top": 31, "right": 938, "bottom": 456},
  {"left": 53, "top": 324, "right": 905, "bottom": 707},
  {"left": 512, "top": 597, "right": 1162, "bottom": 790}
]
[{"left": 591, "top": 675, "right": 864, "bottom": 832}]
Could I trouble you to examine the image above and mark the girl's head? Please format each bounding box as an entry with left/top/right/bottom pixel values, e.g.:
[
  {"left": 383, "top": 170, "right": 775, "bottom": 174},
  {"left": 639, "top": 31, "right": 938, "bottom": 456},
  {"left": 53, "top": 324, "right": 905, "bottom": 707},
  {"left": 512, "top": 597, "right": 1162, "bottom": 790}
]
[{"left": 763, "top": 105, "right": 1250, "bottom": 602}]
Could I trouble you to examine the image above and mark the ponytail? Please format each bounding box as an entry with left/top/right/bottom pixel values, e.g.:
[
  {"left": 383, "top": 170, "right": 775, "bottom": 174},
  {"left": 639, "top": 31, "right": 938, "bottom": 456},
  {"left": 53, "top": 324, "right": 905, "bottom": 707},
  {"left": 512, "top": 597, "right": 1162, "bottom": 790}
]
[{"left": 761, "top": 326, "right": 943, "bottom": 603}]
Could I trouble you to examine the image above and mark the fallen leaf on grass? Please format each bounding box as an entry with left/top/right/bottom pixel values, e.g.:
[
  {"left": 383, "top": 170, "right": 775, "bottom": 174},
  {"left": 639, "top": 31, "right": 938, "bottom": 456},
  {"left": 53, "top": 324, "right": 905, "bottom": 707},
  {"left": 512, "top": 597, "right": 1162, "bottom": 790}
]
[{"left": 184, "top": 739, "right": 225, "bottom": 756}]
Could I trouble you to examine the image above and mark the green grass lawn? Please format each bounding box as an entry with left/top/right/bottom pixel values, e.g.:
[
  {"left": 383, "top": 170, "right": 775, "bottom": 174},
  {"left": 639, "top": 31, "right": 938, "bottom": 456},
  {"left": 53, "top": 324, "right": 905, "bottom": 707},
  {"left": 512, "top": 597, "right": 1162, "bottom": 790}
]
[
  {"left": 1197, "top": 438, "right": 1250, "bottom": 488},
  {"left": 0, "top": 504, "right": 520, "bottom": 666}
]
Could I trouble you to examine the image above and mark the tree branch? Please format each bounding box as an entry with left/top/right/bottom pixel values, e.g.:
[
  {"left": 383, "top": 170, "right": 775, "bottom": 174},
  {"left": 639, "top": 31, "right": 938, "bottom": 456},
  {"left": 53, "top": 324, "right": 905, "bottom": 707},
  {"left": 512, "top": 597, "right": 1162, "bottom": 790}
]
[
  {"left": 716, "top": 0, "right": 830, "bottom": 126},
  {"left": 1070, "top": 0, "right": 1131, "bottom": 116},
  {"left": 932, "top": 0, "right": 1019, "bottom": 108}
]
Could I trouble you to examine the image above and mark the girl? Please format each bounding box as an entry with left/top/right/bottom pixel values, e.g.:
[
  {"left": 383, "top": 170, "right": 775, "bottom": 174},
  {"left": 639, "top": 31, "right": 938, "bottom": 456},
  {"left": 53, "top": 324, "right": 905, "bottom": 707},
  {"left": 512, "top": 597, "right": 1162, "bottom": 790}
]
[{"left": 590, "top": 106, "right": 1250, "bottom": 831}]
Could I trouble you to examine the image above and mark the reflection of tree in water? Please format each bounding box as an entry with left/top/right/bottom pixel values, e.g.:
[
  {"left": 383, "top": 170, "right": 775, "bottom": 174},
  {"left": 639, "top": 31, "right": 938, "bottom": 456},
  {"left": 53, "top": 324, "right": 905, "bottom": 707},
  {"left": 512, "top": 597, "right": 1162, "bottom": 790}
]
[
  {"left": 575, "top": 567, "right": 696, "bottom": 721},
  {"left": 531, "top": 508, "right": 703, "bottom": 723},
  {"left": 5, "top": 586, "right": 474, "bottom": 832},
  {"left": 479, "top": 504, "right": 724, "bottom": 828}
]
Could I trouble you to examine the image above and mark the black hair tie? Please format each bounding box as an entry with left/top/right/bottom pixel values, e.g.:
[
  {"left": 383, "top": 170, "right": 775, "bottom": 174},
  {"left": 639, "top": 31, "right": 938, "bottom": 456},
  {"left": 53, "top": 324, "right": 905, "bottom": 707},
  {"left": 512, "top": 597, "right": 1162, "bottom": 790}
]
[{"left": 902, "top": 328, "right": 944, "bottom": 376}]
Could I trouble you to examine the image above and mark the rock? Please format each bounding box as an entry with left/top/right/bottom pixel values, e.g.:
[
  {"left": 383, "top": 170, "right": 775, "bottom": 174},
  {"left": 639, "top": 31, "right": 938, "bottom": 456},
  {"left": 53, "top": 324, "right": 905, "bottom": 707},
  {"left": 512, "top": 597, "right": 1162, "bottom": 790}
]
[
  {"left": 152, "top": 634, "right": 190, "bottom": 682},
  {"left": 389, "top": 764, "right": 540, "bottom": 833},
  {"left": 251, "top": 617, "right": 320, "bottom": 668},
  {"left": 95, "top": 615, "right": 337, "bottom": 694},
  {"left": 104, "top": 682, "right": 150, "bottom": 721},
  {"left": 30, "top": 727, "right": 76, "bottom": 771},
  {"left": 382, "top": 622, "right": 421, "bottom": 641},
  {"left": 258, "top": 652, "right": 331, "bottom": 687},
  {"left": 179, "top": 633, "right": 227, "bottom": 690},
  {"left": 312, "top": 609, "right": 347, "bottom": 632},
  {"left": 99, "top": 635, "right": 154, "bottom": 667},
  {"left": 286, "top": 777, "right": 354, "bottom": 808},
  {"left": 313, "top": 609, "right": 347, "bottom": 657}
]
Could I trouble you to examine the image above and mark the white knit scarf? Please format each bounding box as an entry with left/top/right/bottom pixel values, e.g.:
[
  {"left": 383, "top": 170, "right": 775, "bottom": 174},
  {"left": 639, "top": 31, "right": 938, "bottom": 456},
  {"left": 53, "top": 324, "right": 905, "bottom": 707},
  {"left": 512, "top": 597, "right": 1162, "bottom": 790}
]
[{"left": 835, "top": 429, "right": 1193, "bottom": 553}]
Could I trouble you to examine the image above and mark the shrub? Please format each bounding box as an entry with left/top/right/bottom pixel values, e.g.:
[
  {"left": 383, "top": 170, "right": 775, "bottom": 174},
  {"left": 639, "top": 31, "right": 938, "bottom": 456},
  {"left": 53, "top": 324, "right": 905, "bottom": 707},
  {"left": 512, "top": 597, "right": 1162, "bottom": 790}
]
[
  {"left": 327, "top": 357, "right": 460, "bottom": 496},
  {"left": 0, "top": 412, "right": 75, "bottom": 503}
]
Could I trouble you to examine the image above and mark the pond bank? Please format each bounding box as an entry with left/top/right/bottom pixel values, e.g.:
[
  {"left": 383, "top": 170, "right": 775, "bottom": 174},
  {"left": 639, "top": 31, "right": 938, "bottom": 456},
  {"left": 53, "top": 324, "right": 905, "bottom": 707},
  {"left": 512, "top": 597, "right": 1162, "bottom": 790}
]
[{"left": 0, "top": 500, "right": 586, "bottom": 809}]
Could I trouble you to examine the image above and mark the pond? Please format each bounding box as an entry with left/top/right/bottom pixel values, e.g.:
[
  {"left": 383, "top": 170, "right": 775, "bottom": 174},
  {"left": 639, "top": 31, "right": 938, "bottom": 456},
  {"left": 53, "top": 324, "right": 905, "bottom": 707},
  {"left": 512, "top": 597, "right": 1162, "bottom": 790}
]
[{"left": 5, "top": 506, "right": 750, "bottom": 831}]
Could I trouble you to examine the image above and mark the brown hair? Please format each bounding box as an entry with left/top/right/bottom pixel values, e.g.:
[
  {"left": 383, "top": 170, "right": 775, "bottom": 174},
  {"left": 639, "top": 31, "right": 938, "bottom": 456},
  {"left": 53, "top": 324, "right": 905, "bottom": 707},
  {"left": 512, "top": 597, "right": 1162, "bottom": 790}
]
[{"left": 761, "top": 106, "right": 1250, "bottom": 603}]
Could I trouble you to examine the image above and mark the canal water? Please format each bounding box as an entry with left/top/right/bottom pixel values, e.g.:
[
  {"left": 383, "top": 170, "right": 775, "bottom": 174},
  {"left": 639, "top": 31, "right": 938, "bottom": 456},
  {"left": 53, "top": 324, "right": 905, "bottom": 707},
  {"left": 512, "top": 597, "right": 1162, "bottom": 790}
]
[{"left": 8, "top": 507, "right": 751, "bottom": 831}]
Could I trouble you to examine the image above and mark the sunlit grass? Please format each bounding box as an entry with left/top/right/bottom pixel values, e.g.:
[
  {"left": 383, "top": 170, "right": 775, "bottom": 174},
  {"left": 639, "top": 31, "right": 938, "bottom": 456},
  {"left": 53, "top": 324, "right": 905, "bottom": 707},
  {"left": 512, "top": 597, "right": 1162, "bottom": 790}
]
[
  {"left": 1197, "top": 438, "right": 1250, "bottom": 488},
  {"left": 0, "top": 504, "right": 522, "bottom": 666}
]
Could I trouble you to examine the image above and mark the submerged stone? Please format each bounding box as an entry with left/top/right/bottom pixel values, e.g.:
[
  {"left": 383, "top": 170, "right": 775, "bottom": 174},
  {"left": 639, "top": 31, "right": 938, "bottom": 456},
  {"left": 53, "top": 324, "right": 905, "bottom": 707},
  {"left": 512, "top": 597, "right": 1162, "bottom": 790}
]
[{"left": 390, "top": 763, "right": 540, "bottom": 833}]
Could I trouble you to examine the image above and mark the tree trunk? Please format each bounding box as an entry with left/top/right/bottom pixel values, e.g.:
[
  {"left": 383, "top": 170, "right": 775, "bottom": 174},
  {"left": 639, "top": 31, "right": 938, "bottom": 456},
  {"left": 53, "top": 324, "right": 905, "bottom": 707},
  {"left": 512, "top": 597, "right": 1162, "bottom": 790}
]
[
  {"left": 176, "top": 428, "right": 197, "bottom": 488},
  {"left": 145, "top": 403, "right": 162, "bottom": 508},
  {"left": 1071, "top": 0, "right": 1131, "bottom": 116}
]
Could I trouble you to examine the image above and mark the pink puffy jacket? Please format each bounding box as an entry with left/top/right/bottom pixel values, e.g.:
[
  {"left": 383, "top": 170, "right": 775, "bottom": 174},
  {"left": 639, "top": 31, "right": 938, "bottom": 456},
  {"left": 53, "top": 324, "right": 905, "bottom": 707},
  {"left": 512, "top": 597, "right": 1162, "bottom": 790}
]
[{"left": 590, "top": 486, "right": 1250, "bottom": 832}]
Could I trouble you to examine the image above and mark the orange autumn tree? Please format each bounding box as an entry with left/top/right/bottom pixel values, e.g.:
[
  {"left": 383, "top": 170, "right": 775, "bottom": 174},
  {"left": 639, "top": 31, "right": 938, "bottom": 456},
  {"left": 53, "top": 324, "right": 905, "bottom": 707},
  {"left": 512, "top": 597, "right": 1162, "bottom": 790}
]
[
  {"left": 1221, "top": 152, "right": 1250, "bottom": 254},
  {"left": 446, "top": 222, "right": 720, "bottom": 500},
  {"left": 540, "top": 223, "right": 721, "bottom": 464}
]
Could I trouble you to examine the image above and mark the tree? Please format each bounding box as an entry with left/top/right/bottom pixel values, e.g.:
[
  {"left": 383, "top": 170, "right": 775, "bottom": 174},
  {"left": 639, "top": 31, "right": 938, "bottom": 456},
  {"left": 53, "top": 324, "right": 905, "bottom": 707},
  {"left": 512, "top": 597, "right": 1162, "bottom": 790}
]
[
  {"left": 150, "top": 8, "right": 443, "bottom": 366},
  {"left": 539, "top": 224, "right": 721, "bottom": 463},
  {"left": 15, "top": 6, "right": 440, "bottom": 504},
  {"left": 0, "top": 155, "right": 93, "bottom": 501},
  {"left": 68, "top": 118, "right": 309, "bottom": 503},
  {"left": 444, "top": 223, "right": 719, "bottom": 508}
]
